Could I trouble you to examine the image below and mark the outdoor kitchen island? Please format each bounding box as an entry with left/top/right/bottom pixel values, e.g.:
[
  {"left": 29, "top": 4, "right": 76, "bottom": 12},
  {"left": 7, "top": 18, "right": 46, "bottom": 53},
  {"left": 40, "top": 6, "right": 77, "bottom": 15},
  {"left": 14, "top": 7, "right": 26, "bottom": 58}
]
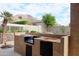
[{"left": 14, "top": 34, "right": 69, "bottom": 56}]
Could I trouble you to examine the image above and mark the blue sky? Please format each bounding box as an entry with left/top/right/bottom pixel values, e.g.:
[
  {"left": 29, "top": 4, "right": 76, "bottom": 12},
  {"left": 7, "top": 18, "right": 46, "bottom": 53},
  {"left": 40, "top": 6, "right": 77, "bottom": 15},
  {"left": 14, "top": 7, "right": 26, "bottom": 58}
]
[{"left": 0, "top": 3, "right": 70, "bottom": 26}]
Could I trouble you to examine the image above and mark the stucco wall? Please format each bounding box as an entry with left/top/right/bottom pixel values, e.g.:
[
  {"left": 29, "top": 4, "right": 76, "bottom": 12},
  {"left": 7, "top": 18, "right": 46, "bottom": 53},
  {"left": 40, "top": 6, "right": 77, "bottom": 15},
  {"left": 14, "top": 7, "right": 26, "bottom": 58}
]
[
  {"left": 0, "top": 33, "right": 14, "bottom": 44},
  {"left": 69, "top": 3, "right": 79, "bottom": 55}
]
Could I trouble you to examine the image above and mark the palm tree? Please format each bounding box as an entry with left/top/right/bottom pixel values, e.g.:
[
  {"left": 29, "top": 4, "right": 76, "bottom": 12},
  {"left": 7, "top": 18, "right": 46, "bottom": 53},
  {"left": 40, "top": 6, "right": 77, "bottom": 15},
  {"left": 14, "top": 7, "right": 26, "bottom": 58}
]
[{"left": 0, "top": 11, "right": 13, "bottom": 48}]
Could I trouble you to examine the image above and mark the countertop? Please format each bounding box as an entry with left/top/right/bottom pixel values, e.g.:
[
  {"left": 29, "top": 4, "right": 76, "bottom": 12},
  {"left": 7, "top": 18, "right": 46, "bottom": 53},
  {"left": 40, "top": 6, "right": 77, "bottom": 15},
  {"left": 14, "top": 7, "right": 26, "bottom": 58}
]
[
  {"left": 34, "top": 37, "right": 61, "bottom": 43},
  {"left": 15, "top": 34, "right": 62, "bottom": 43}
]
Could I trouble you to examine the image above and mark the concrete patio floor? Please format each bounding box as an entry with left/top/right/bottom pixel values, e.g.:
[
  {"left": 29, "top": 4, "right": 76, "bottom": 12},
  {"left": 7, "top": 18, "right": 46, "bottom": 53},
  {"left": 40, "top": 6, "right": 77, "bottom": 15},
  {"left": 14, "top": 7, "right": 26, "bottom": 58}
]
[
  {"left": 0, "top": 41, "right": 21, "bottom": 56},
  {"left": 0, "top": 47, "right": 21, "bottom": 56}
]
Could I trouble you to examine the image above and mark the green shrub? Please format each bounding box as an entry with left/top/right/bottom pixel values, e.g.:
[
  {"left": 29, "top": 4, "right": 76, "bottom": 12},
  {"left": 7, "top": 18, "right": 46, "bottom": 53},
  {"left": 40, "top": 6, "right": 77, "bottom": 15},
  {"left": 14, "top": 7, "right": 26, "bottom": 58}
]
[
  {"left": 14, "top": 20, "right": 28, "bottom": 25},
  {"left": 14, "top": 19, "right": 32, "bottom": 25},
  {"left": 25, "top": 30, "right": 29, "bottom": 33},
  {"left": 0, "top": 28, "right": 3, "bottom": 33},
  {"left": 30, "top": 30, "right": 37, "bottom": 33},
  {"left": 13, "top": 30, "right": 23, "bottom": 32}
]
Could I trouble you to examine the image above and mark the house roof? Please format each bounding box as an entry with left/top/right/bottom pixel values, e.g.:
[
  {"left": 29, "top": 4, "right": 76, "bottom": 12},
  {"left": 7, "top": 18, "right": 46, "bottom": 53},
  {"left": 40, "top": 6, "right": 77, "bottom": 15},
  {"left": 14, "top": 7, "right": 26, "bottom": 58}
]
[{"left": 13, "top": 14, "right": 40, "bottom": 23}]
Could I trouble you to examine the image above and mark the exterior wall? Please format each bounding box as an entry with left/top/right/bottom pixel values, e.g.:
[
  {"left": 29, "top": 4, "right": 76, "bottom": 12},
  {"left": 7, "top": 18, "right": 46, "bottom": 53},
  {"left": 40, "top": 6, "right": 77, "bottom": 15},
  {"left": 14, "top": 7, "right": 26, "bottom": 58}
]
[
  {"left": 0, "top": 33, "right": 14, "bottom": 44},
  {"left": 0, "top": 33, "right": 3, "bottom": 43},
  {"left": 70, "top": 3, "right": 79, "bottom": 55}
]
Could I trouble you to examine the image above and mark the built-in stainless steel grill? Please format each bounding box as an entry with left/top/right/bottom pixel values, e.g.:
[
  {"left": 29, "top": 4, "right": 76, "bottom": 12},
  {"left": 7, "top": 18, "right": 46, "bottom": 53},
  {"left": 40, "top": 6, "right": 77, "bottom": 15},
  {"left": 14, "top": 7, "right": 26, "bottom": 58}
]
[
  {"left": 24, "top": 36, "right": 38, "bottom": 45},
  {"left": 24, "top": 36, "right": 34, "bottom": 45}
]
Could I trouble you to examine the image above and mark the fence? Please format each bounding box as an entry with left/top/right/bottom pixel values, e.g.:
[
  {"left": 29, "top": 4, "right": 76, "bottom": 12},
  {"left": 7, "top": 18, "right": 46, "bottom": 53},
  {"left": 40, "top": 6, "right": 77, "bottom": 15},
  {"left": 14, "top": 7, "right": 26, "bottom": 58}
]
[
  {"left": 0, "top": 23, "right": 42, "bottom": 33},
  {"left": 42, "top": 25, "right": 70, "bottom": 35}
]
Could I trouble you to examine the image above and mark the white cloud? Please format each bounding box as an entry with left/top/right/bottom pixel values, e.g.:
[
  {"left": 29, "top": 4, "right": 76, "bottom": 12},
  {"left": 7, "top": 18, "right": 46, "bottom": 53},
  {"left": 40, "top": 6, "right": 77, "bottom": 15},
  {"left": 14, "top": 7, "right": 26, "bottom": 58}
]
[{"left": 0, "top": 3, "right": 70, "bottom": 26}]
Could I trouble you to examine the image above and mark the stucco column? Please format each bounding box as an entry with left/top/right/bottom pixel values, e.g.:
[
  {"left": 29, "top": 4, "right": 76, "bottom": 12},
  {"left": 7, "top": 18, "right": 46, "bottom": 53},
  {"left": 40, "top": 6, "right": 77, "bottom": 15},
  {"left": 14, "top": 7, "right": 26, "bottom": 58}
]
[{"left": 70, "top": 3, "right": 79, "bottom": 55}]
